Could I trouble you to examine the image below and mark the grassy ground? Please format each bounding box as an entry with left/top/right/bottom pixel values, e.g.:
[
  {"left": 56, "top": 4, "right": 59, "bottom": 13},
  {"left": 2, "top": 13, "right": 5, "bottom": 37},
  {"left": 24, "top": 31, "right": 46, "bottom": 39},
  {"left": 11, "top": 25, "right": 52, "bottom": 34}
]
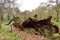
[
  {"left": 1, "top": 19, "right": 10, "bottom": 24},
  {"left": 0, "top": 20, "right": 25, "bottom": 40},
  {"left": 0, "top": 27, "right": 25, "bottom": 40}
]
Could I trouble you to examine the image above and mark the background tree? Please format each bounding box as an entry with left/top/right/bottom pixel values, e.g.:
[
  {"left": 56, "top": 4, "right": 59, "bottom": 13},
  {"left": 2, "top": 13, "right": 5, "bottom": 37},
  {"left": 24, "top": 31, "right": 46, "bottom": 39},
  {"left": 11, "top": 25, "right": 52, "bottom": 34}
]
[
  {"left": 0, "top": 0, "right": 5, "bottom": 27},
  {"left": 48, "top": 0, "right": 60, "bottom": 21}
]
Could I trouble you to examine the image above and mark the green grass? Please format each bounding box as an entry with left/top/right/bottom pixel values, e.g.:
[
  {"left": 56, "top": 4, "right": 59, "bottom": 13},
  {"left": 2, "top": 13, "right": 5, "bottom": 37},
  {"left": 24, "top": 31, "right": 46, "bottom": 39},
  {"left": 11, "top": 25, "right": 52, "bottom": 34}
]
[
  {"left": 2, "top": 19, "right": 10, "bottom": 24},
  {"left": 53, "top": 20, "right": 60, "bottom": 30},
  {"left": 1, "top": 19, "right": 26, "bottom": 40},
  {"left": 0, "top": 27, "right": 10, "bottom": 33},
  {"left": 0, "top": 27, "right": 25, "bottom": 40}
]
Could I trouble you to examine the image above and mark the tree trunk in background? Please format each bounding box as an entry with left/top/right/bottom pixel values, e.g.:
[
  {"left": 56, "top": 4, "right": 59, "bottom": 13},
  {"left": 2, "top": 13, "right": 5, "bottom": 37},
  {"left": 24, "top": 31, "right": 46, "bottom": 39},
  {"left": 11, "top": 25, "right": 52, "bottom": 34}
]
[
  {"left": 0, "top": 18, "right": 1, "bottom": 27},
  {"left": 0, "top": 9, "right": 2, "bottom": 28},
  {"left": 7, "top": 8, "right": 12, "bottom": 20},
  {"left": 7, "top": 13, "right": 10, "bottom": 20},
  {"left": 56, "top": 0, "right": 59, "bottom": 21},
  {"left": 0, "top": 11, "right": 2, "bottom": 28},
  {"left": 56, "top": 9, "right": 59, "bottom": 22},
  {"left": 0, "top": 3, "right": 5, "bottom": 27},
  {"left": 0, "top": 13, "right": 3, "bottom": 21},
  {"left": 1, "top": 15, "right": 3, "bottom": 21},
  {"left": 55, "top": 4, "right": 59, "bottom": 22}
]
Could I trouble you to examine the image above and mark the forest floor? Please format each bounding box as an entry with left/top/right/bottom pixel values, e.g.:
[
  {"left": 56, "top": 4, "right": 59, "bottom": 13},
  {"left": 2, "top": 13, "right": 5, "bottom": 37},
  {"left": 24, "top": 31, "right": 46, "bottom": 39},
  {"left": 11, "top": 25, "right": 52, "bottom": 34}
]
[{"left": 0, "top": 24, "right": 46, "bottom": 40}]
